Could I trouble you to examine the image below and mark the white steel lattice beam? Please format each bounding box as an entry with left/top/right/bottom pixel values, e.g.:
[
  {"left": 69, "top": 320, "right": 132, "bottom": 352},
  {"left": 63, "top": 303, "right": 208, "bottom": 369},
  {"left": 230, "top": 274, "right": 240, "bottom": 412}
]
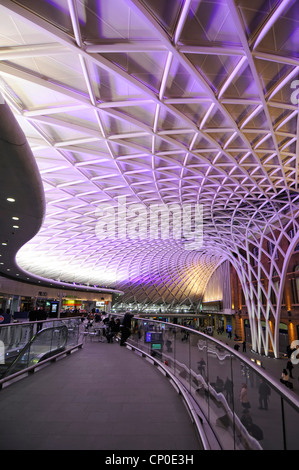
[{"left": 0, "top": 0, "right": 297, "bottom": 356}]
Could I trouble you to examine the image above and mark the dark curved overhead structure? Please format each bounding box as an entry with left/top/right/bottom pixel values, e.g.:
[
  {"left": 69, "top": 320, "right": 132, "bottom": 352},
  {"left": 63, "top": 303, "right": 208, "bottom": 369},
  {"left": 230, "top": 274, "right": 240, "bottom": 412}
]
[
  {"left": 0, "top": 101, "right": 122, "bottom": 295},
  {"left": 0, "top": 101, "right": 45, "bottom": 277}
]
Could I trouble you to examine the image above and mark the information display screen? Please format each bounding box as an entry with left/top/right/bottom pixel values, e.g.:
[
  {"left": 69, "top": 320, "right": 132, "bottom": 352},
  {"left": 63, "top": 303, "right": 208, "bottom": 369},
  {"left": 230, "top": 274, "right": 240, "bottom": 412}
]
[
  {"left": 151, "top": 343, "right": 162, "bottom": 350},
  {"left": 145, "top": 331, "right": 163, "bottom": 343}
]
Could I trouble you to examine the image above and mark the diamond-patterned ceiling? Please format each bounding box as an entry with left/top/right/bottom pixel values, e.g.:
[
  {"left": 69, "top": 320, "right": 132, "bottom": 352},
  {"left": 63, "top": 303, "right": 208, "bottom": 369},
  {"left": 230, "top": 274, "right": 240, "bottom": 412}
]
[{"left": 0, "top": 0, "right": 298, "bottom": 307}]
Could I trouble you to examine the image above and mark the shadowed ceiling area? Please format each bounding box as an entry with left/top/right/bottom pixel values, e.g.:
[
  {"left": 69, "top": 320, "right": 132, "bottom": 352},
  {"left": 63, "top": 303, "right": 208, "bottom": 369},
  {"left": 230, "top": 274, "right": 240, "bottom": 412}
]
[{"left": 0, "top": 0, "right": 298, "bottom": 307}]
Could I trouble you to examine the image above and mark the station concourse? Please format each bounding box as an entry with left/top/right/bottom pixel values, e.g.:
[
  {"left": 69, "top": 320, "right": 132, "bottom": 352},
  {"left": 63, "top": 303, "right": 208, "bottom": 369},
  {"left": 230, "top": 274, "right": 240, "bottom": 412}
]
[{"left": 0, "top": 0, "right": 299, "bottom": 453}]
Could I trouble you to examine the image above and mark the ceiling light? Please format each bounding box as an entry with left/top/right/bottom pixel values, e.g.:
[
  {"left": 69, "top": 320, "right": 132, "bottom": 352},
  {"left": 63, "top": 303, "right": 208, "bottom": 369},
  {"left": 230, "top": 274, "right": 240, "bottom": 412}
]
[
  {"left": 13, "top": 225, "right": 19, "bottom": 229},
  {"left": 6, "top": 198, "right": 15, "bottom": 202},
  {"left": 12, "top": 217, "right": 19, "bottom": 221}
]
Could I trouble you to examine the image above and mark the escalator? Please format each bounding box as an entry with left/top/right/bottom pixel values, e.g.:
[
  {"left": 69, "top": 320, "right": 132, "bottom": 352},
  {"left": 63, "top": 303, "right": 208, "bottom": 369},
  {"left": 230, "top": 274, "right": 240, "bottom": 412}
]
[{"left": 0, "top": 324, "right": 68, "bottom": 379}]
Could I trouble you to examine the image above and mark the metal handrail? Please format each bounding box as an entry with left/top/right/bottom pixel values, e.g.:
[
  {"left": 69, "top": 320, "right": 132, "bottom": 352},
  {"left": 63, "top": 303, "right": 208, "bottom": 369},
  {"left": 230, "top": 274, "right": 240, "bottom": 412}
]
[
  {"left": 123, "top": 315, "right": 299, "bottom": 449},
  {"left": 0, "top": 317, "right": 83, "bottom": 386},
  {"left": 0, "top": 342, "right": 83, "bottom": 389},
  {"left": 131, "top": 316, "right": 299, "bottom": 411},
  {"left": 126, "top": 341, "right": 213, "bottom": 450},
  {"left": 0, "top": 324, "right": 68, "bottom": 379}
]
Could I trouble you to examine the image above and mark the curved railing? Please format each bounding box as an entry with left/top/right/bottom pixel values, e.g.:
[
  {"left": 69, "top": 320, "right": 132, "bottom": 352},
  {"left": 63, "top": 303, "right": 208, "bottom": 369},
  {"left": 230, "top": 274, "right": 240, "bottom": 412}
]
[
  {"left": 0, "top": 318, "right": 82, "bottom": 383},
  {"left": 126, "top": 317, "right": 299, "bottom": 451},
  {"left": 0, "top": 324, "right": 68, "bottom": 378},
  {"left": 1, "top": 315, "right": 298, "bottom": 449}
]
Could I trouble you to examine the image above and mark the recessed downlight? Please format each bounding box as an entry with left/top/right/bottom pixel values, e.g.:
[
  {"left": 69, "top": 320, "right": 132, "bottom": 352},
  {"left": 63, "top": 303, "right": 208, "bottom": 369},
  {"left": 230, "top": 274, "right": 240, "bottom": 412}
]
[
  {"left": 7, "top": 198, "right": 15, "bottom": 202},
  {"left": 13, "top": 225, "right": 19, "bottom": 229},
  {"left": 12, "top": 217, "right": 19, "bottom": 221}
]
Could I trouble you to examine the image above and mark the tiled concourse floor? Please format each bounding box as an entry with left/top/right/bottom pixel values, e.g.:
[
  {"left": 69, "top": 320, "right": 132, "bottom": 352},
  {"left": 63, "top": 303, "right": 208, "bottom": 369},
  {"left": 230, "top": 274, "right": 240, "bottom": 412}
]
[{"left": 0, "top": 340, "right": 202, "bottom": 451}]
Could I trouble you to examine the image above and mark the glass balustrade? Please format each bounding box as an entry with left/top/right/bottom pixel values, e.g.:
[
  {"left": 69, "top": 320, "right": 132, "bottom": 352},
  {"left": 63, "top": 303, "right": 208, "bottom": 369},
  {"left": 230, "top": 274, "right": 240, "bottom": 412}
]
[
  {"left": 127, "top": 316, "right": 299, "bottom": 451},
  {"left": 0, "top": 317, "right": 82, "bottom": 380},
  {"left": 1, "top": 315, "right": 298, "bottom": 450}
]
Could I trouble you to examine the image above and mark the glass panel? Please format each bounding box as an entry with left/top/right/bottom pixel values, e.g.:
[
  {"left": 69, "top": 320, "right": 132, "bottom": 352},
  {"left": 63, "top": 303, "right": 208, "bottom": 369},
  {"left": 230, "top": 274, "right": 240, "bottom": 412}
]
[
  {"left": 162, "top": 322, "right": 176, "bottom": 375},
  {"left": 121, "top": 316, "right": 299, "bottom": 450},
  {"left": 0, "top": 318, "right": 82, "bottom": 380},
  {"left": 231, "top": 357, "right": 284, "bottom": 450},
  {"left": 14, "top": 0, "right": 73, "bottom": 34},
  {"left": 0, "top": 323, "right": 33, "bottom": 378},
  {"left": 173, "top": 325, "right": 191, "bottom": 392},
  {"left": 283, "top": 398, "right": 299, "bottom": 450},
  {"left": 206, "top": 338, "right": 237, "bottom": 450},
  {"left": 190, "top": 331, "right": 209, "bottom": 418},
  {"left": 63, "top": 318, "right": 80, "bottom": 347},
  {"left": 7, "top": 325, "right": 68, "bottom": 376},
  {"left": 141, "top": 320, "right": 158, "bottom": 356}
]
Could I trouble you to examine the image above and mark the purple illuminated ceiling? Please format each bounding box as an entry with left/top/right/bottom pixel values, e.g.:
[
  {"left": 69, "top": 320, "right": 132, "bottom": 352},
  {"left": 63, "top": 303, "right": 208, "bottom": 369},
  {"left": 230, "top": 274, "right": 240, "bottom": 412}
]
[{"left": 0, "top": 0, "right": 298, "bottom": 307}]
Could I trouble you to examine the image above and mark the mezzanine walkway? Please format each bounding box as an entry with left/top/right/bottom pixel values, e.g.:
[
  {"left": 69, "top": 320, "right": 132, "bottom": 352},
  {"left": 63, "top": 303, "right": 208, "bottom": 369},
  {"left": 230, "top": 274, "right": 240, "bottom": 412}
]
[{"left": 0, "top": 339, "right": 202, "bottom": 451}]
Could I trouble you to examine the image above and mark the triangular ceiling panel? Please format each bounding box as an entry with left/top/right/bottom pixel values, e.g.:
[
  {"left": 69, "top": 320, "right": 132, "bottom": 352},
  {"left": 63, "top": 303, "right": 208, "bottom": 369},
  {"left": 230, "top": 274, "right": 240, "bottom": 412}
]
[{"left": 0, "top": 0, "right": 296, "bottom": 308}]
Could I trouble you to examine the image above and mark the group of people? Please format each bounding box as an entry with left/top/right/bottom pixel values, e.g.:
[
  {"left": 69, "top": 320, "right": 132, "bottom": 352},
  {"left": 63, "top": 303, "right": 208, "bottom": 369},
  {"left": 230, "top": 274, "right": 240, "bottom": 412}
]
[
  {"left": 279, "top": 344, "right": 297, "bottom": 389},
  {"left": 28, "top": 307, "right": 47, "bottom": 322},
  {"left": 215, "top": 381, "right": 265, "bottom": 441},
  {"left": 83, "top": 311, "right": 134, "bottom": 346},
  {"left": 239, "top": 381, "right": 271, "bottom": 411},
  {"left": 233, "top": 340, "right": 247, "bottom": 352},
  {"left": 280, "top": 361, "right": 295, "bottom": 389},
  {"left": 238, "top": 381, "right": 271, "bottom": 441}
]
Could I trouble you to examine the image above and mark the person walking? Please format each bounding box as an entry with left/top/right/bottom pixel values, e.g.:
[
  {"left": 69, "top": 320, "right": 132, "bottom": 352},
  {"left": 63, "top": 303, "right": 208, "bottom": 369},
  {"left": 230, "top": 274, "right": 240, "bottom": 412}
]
[
  {"left": 28, "top": 307, "right": 37, "bottom": 322},
  {"left": 280, "top": 368, "right": 290, "bottom": 387},
  {"left": 286, "top": 359, "right": 294, "bottom": 379},
  {"left": 258, "top": 379, "right": 271, "bottom": 410},
  {"left": 197, "top": 358, "right": 206, "bottom": 376},
  {"left": 120, "top": 311, "right": 134, "bottom": 346},
  {"left": 224, "top": 377, "right": 233, "bottom": 404},
  {"left": 240, "top": 383, "right": 250, "bottom": 409}
]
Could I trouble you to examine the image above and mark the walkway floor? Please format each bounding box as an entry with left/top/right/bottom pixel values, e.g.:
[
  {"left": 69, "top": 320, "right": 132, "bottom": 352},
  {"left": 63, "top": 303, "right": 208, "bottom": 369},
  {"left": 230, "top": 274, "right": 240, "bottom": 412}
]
[{"left": 0, "top": 340, "right": 202, "bottom": 451}]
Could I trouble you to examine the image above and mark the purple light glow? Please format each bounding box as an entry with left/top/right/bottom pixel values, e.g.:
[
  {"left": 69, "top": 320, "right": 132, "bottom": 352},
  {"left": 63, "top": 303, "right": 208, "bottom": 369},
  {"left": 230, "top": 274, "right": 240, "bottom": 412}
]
[{"left": 0, "top": 0, "right": 297, "bottom": 317}]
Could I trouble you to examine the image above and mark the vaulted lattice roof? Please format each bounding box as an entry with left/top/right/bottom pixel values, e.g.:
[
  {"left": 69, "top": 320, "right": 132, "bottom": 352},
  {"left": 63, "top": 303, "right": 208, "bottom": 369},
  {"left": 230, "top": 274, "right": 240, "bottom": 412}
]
[{"left": 0, "top": 0, "right": 298, "bottom": 306}]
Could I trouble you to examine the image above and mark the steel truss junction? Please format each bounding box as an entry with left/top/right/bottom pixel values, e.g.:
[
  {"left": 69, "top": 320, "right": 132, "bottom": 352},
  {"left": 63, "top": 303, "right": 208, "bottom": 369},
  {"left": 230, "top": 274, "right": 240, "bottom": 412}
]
[{"left": 0, "top": 0, "right": 299, "bottom": 357}]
